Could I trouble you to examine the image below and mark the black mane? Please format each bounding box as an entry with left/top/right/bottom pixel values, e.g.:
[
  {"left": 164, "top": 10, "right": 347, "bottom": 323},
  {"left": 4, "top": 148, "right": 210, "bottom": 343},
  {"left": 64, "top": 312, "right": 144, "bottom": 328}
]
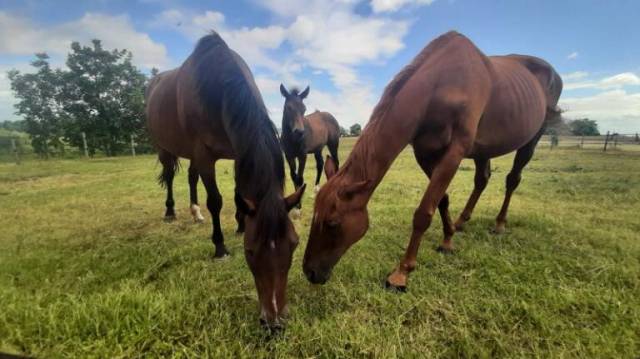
[{"left": 191, "top": 32, "right": 287, "bottom": 242}]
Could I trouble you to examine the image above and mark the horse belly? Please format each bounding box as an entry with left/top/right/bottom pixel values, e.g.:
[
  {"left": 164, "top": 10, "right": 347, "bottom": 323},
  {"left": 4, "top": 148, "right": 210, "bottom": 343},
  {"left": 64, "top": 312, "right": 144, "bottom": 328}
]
[{"left": 470, "top": 68, "right": 546, "bottom": 158}]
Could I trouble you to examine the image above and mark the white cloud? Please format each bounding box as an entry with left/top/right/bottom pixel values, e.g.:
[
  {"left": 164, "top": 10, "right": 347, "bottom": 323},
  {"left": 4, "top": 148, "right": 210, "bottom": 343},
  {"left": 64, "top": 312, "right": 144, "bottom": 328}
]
[
  {"left": 562, "top": 71, "right": 589, "bottom": 81},
  {"left": 563, "top": 71, "right": 640, "bottom": 91},
  {"left": 154, "top": 1, "right": 413, "bottom": 126},
  {"left": 150, "top": 10, "right": 288, "bottom": 72},
  {"left": 371, "top": 0, "right": 436, "bottom": 13},
  {"left": 560, "top": 89, "right": 640, "bottom": 133},
  {"left": 0, "top": 12, "right": 170, "bottom": 69},
  {"left": 567, "top": 51, "right": 579, "bottom": 60}
]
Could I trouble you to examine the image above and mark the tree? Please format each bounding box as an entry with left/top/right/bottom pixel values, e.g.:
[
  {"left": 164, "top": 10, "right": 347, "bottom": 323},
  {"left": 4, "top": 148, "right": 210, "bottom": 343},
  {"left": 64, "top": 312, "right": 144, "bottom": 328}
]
[
  {"left": 339, "top": 126, "right": 349, "bottom": 137},
  {"left": 349, "top": 123, "right": 362, "bottom": 137},
  {"left": 61, "top": 39, "right": 148, "bottom": 156},
  {"left": 568, "top": 118, "right": 599, "bottom": 136},
  {"left": 8, "top": 53, "right": 66, "bottom": 157}
]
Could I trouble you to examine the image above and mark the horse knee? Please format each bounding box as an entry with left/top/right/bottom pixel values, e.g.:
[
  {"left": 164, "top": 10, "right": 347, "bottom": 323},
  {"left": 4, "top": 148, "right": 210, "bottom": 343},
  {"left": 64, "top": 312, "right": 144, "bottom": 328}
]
[
  {"left": 412, "top": 209, "right": 434, "bottom": 233},
  {"left": 506, "top": 172, "right": 521, "bottom": 191}
]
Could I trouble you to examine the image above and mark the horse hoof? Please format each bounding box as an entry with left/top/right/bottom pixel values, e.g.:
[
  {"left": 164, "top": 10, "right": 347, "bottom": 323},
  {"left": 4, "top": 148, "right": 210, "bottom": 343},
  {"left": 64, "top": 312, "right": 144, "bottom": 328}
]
[
  {"left": 163, "top": 215, "right": 176, "bottom": 222},
  {"left": 384, "top": 280, "right": 407, "bottom": 293},
  {"left": 214, "top": 247, "right": 230, "bottom": 259},
  {"left": 290, "top": 208, "right": 301, "bottom": 220},
  {"left": 492, "top": 225, "right": 506, "bottom": 235},
  {"left": 436, "top": 245, "right": 455, "bottom": 254}
]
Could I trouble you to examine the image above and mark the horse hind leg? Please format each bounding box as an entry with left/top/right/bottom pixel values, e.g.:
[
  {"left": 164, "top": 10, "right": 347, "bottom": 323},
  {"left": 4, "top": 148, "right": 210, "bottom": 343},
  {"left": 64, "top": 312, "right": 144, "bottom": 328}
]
[
  {"left": 158, "top": 151, "right": 178, "bottom": 221},
  {"left": 188, "top": 162, "right": 205, "bottom": 223},
  {"left": 494, "top": 132, "right": 542, "bottom": 234},
  {"left": 313, "top": 150, "right": 324, "bottom": 194},
  {"left": 327, "top": 137, "right": 340, "bottom": 169},
  {"left": 454, "top": 158, "right": 491, "bottom": 231}
]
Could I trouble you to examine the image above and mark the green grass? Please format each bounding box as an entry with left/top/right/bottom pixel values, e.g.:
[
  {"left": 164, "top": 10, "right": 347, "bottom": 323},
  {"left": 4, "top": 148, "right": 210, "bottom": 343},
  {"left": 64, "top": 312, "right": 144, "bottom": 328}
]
[{"left": 1, "top": 138, "right": 639, "bottom": 358}]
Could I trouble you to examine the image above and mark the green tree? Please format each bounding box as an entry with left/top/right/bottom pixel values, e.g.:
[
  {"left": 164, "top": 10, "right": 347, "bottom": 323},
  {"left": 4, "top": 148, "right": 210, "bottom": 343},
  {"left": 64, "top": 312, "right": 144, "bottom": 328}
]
[
  {"left": 61, "top": 40, "right": 148, "bottom": 156},
  {"left": 339, "top": 126, "right": 349, "bottom": 137},
  {"left": 8, "top": 53, "right": 66, "bottom": 157},
  {"left": 349, "top": 123, "right": 362, "bottom": 137},
  {"left": 568, "top": 118, "right": 599, "bottom": 136}
]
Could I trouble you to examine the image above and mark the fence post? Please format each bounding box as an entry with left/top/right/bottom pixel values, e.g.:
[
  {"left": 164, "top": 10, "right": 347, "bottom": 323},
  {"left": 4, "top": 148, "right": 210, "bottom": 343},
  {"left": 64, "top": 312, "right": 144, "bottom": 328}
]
[
  {"left": 81, "top": 132, "right": 89, "bottom": 158},
  {"left": 11, "top": 138, "right": 20, "bottom": 165},
  {"left": 613, "top": 133, "right": 618, "bottom": 149},
  {"left": 580, "top": 135, "right": 584, "bottom": 149},
  {"left": 603, "top": 131, "right": 610, "bottom": 152},
  {"left": 130, "top": 134, "right": 136, "bottom": 157}
]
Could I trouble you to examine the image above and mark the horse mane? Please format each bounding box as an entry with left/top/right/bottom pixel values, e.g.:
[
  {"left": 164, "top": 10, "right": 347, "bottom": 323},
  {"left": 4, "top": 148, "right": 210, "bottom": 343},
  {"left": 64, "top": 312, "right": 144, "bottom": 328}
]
[
  {"left": 191, "top": 32, "right": 287, "bottom": 243},
  {"left": 330, "top": 31, "right": 466, "bottom": 185},
  {"left": 370, "top": 31, "right": 463, "bottom": 121}
]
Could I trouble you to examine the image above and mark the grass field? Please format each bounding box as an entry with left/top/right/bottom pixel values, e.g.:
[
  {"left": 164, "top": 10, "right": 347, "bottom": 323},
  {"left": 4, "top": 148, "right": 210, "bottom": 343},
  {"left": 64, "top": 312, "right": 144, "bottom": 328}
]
[{"left": 1, "top": 137, "right": 639, "bottom": 358}]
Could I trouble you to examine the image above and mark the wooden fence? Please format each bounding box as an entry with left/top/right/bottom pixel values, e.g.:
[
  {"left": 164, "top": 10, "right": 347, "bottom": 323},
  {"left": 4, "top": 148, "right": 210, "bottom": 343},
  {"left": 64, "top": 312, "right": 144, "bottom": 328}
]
[{"left": 539, "top": 133, "right": 640, "bottom": 151}]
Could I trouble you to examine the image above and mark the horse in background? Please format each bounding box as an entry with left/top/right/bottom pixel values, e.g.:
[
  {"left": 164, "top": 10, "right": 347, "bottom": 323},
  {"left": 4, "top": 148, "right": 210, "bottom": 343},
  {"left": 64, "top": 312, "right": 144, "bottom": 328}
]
[
  {"left": 146, "top": 32, "right": 305, "bottom": 329},
  {"left": 279, "top": 84, "right": 340, "bottom": 202},
  {"left": 303, "top": 31, "right": 562, "bottom": 292}
]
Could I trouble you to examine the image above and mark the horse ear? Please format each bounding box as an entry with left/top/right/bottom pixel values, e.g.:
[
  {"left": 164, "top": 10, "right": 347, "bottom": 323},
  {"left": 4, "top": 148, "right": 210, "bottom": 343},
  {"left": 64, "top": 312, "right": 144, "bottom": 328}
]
[
  {"left": 235, "top": 194, "right": 257, "bottom": 216},
  {"left": 338, "top": 180, "right": 371, "bottom": 200},
  {"left": 324, "top": 155, "right": 337, "bottom": 179},
  {"left": 280, "top": 83, "right": 289, "bottom": 98},
  {"left": 300, "top": 86, "right": 310, "bottom": 99},
  {"left": 285, "top": 184, "right": 306, "bottom": 211}
]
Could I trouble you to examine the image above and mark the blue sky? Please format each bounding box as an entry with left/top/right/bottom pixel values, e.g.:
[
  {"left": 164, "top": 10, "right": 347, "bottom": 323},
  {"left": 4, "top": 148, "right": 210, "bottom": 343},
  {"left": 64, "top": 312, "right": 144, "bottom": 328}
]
[{"left": 1, "top": 0, "right": 639, "bottom": 133}]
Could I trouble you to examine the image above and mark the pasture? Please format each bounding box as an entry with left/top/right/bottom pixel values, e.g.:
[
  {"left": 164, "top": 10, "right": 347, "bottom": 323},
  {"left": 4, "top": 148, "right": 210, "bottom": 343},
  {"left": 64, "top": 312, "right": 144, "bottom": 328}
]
[{"left": 1, "top": 137, "right": 639, "bottom": 357}]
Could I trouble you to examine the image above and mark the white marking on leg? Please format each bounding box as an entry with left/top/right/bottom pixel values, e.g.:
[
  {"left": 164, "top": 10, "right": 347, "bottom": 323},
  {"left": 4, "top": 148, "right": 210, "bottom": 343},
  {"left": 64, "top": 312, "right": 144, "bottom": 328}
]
[
  {"left": 314, "top": 184, "right": 320, "bottom": 194},
  {"left": 190, "top": 204, "right": 205, "bottom": 223}
]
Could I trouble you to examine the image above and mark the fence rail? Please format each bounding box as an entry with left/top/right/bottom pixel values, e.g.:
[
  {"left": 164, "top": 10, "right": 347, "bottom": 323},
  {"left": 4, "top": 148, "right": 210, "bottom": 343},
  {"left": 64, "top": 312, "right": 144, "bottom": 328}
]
[
  {"left": 2, "top": 132, "right": 639, "bottom": 164},
  {"left": 539, "top": 133, "right": 640, "bottom": 151}
]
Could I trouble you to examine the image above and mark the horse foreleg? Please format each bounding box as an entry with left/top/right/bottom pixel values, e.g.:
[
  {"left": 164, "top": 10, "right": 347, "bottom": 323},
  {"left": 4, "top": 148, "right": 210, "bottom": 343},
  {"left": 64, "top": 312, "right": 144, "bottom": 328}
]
[
  {"left": 454, "top": 158, "right": 491, "bottom": 231},
  {"left": 197, "top": 160, "right": 229, "bottom": 258},
  {"left": 386, "top": 143, "right": 466, "bottom": 291},
  {"left": 234, "top": 189, "right": 245, "bottom": 234},
  {"left": 188, "top": 162, "right": 205, "bottom": 223},
  {"left": 416, "top": 155, "right": 456, "bottom": 252}
]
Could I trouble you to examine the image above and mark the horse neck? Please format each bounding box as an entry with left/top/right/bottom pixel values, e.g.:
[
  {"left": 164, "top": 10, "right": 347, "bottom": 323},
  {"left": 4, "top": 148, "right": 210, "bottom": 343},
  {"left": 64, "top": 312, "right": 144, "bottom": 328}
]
[{"left": 336, "top": 114, "right": 413, "bottom": 204}]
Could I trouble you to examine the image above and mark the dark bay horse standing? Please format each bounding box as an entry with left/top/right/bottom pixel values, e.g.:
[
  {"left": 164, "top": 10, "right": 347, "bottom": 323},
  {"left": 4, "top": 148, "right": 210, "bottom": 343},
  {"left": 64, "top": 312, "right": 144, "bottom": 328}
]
[
  {"left": 279, "top": 84, "right": 340, "bottom": 199},
  {"left": 146, "top": 32, "right": 305, "bottom": 328},
  {"left": 303, "top": 31, "right": 562, "bottom": 291}
]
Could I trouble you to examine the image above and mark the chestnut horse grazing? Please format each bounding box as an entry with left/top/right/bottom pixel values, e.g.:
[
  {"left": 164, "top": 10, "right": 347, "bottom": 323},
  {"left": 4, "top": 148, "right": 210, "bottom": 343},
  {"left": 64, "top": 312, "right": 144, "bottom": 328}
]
[
  {"left": 279, "top": 84, "right": 340, "bottom": 196},
  {"left": 303, "top": 31, "right": 562, "bottom": 291},
  {"left": 146, "top": 33, "right": 305, "bottom": 329}
]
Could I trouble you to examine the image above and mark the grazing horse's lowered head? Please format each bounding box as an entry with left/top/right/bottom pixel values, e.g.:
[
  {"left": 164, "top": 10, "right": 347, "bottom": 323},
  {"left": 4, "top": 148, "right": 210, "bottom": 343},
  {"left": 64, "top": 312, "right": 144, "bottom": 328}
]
[
  {"left": 280, "top": 84, "right": 310, "bottom": 141},
  {"left": 149, "top": 32, "right": 308, "bottom": 330}
]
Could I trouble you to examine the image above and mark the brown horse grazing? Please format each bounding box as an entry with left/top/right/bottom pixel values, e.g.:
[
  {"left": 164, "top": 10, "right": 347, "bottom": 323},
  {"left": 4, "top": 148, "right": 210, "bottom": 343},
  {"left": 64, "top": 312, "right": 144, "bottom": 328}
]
[
  {"left": 279, "top": 84, "right": 340, "bottom": 197},
  {"left": 146, "top": 32, "right": 305, "bottom": 329},
  {"left": 303, "top": 31, "right": 562, "bottom": 291}
]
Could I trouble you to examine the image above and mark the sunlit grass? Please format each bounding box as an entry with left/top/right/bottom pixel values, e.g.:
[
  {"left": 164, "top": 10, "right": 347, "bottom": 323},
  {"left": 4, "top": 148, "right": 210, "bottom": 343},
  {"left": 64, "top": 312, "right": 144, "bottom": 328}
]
[{"left": 1, "top": 138, "right": 639, "bottom": 357}]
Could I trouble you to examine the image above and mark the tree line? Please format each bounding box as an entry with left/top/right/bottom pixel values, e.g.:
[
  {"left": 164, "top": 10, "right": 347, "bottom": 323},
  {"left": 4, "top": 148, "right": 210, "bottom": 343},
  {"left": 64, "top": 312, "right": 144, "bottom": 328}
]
[{"left": 7, "top": 40, "right": 153, "bottom": 157}]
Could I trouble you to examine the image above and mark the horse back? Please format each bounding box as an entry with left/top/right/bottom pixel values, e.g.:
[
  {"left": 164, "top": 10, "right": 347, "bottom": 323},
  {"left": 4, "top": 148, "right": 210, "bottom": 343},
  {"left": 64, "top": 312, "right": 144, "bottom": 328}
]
[
  {"left": 146, "top": 69, "right": 195, "bottom": 158},
  {"left": 303, "top": 111, "right": 339, "bottom": 152}
]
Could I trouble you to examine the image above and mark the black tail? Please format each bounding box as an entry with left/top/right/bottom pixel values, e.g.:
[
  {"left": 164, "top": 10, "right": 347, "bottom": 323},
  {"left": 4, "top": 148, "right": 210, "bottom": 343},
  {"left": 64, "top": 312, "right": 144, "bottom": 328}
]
[{"left": 157, "top": 153, "right": 180, "bottom": 188}]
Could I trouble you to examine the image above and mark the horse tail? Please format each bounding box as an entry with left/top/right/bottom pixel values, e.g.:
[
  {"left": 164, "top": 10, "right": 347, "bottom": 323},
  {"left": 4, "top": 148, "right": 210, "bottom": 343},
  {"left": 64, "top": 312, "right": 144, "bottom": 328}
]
[{"left": 157, "top": 151, "right": 180, "bottom": 188}]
